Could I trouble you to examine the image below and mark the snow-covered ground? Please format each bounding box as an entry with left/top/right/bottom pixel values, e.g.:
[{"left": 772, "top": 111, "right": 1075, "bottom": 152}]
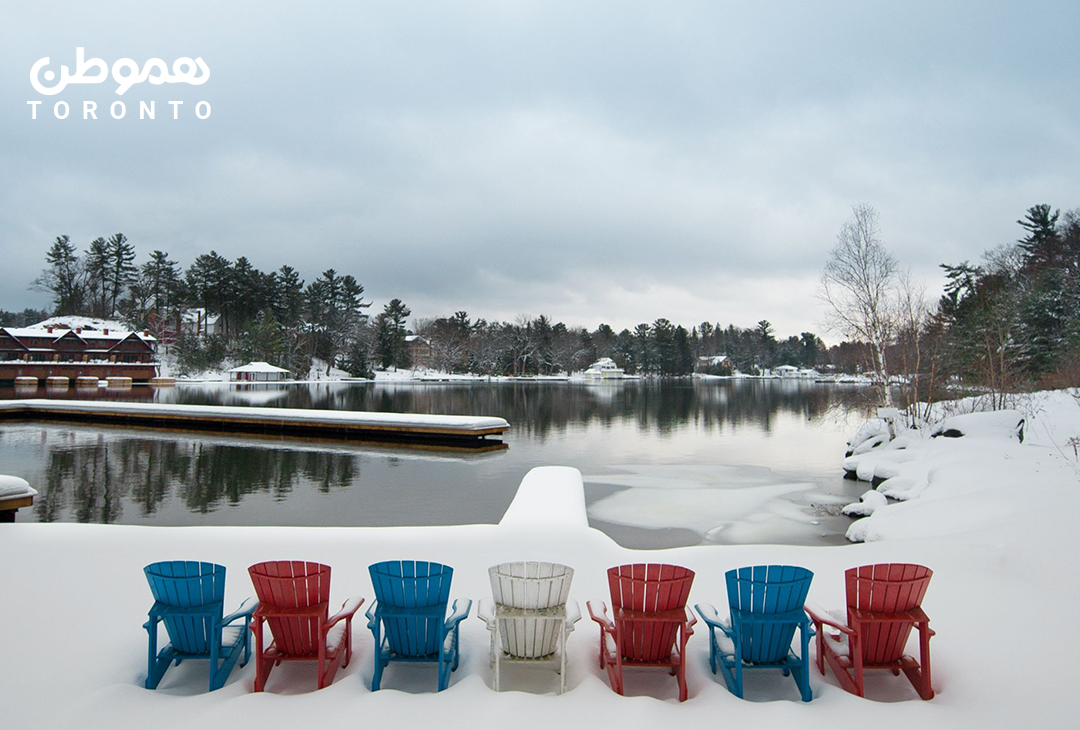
[
  {"left": 3, "top": 394, "right": 1080, "bottom": 728},
  {"left": 841, "top": 389, "right": 1080, "bottom": 542}
]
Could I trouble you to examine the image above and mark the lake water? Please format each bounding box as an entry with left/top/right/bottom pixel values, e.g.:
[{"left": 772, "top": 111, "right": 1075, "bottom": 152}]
[{"left": 0, "top": 379, "right": 877, "bottom": 547}]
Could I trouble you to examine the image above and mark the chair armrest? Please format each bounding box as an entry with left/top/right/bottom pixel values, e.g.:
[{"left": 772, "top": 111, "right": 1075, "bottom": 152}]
[
  {"left": 219, "top": 597, "right": 258, "bottom": 627},
  {"left": 477, "top": 598, "right": 496, "bottom": 630},
  {"left": 804, "top": 603, "right": 855, "bottom": 636},
  {"left": 694, "top": 603, "right": 732, "bottom": 636},
  {"left": 684, "top": 606, "right": 697, "bottom": 635},
  {"left": 445, "top": 598, "right": 472, "bottom": 632},
  {"left": 253, "top": 602, "right": 327, "bottom": 619},
  {"left": 326, "top": 596, "right": 364, "bottom": 629},
  {"left": 566, "top": 599, "right": 582, "bottom": 626},
  {"left": 587, "top": 601, "right": 615, "bottom": 633},
  {"left": 849, "top": 606, "right": 931, "bottom": 625},
  {"left": 365, "top": 600, "right": 379, "bottom": 629}
]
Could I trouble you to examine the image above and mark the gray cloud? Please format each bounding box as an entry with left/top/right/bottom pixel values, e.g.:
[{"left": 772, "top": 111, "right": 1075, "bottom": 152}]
[{"left": 2, "top": 1, "right": 1079, "bottom": 338}]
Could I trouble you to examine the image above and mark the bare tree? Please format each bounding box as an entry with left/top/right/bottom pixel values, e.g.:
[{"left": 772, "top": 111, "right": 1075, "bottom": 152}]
[
  {"left": 819, "top": 203, "right": 898, "bottom": 406},
  {"left": 894, "top": 268, "right": 931, "bottom": 419}
]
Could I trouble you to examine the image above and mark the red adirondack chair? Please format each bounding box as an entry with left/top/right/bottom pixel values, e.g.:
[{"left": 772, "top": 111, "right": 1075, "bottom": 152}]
[
  {"left": 587, "top": 563, "right": 696, "bottom": 701},
  {"left": 805, "top": 563, "right": 935, "bottom": 700},
  {"left": 248, "top": 561, "right": 364, "bottom": 692}
]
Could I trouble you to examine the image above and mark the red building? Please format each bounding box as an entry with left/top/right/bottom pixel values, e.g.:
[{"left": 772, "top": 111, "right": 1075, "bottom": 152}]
[{"left": 0, "top": 325, "right": 158, "bottom": 382}]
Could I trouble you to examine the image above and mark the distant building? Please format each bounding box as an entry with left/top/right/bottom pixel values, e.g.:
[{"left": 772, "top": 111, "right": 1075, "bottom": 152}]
[
  {"left": 695, "top": 355, "right": 732, "bottom": 375},
  {"left": 405, "top": 335, "right": 433, "bottom": 369},
  {"left": 773, "top": 364, "right": 800, "bottom": 377},
  {"left": 179, "top": 308, "right": 221, "bottom": 337},
  {"left": 0, "top": 325, "right": 157, "bottom": 382},
  {"left": 227, "top": 361, "right": 290, "bottom": 382}
]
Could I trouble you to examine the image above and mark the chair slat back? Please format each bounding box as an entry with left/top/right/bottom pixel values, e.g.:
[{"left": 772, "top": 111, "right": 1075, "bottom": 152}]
[
  {"left": 370, "top": 561, "right": 453, "bottom": 657},
  {"left": 489, "top": 562, "right": 573, "bottom": 657},
  {"left": 144, "top": 561, "right": 226, "bottom": 655},
  {"left": 607, "top": 563, "right": 694, "bottom": 662},
  {"left": 845, "top": 563, "right": 932, "bottom": 664},
  {"left": 725, "top": 565, "right": 813, "bottom": 664},
  {"left": 248, "top": 561, "right": 332, "bottom": 656}
]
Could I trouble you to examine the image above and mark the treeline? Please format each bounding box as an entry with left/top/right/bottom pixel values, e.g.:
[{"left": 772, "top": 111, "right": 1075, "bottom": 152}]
[
  {"left": 0, "top": 308, "right": 49, "bottom": 327},
  {"left": 33, "top": 235, "right": 375, "bottom": 376},
  {"left": 929, "top": 204, "right": 1080, "bottom": 403},
  {"left": 829, "top": 202, "right": 1080, "bottom": 413},
  {"left": 29, "top": 234, "right": 835, "bottom": 377},
  {"left": 414, "top": 314, "right": 824, "bottom": 376}
]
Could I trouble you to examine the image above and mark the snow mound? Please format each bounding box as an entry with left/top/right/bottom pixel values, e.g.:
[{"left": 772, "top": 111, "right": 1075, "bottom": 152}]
[
  {"left": 930, "top": 409, "right": 1025, "bottom": 442},
  {"left": 845, "top": 418, "right": 891, "bottom": 456},
  {"left": 842, "top": 489, "right": 888, "bottom": 517}
]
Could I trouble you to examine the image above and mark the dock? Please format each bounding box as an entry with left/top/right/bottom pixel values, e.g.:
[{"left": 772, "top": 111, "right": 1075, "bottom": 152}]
[{"left": 0, "top": 400, "right": 510, "bottom": 452}]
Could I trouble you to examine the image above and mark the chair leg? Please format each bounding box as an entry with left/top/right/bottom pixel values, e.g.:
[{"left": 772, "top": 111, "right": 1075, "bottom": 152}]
[
  {"left": 144, "top": 619, "right": 170, "bottom": 690},
  {"left": 796, "top": 622, "right": 813, "bottom": 702},
  {"left": 559, "top": 630, "right": 567, "bottom": 695},
  {"left": 251, "top": 619, "right": 274, "bottom": 692},
  {"left": 902, "top": 623, "right": 934, "bottom": 700}
]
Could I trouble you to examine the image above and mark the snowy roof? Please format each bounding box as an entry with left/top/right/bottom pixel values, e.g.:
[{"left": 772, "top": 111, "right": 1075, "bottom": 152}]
[
  {"left": 774, "top": 364, "right": 799, "bottom": 371},
  {"left": 404, "top": 335, "right": 429, "bottom": 344},
  {"left": 1, "top": 326, "right": 155, "bottom": 342},
  {"left": 180, "top": 308, "right": 221, "bottom": 324},
  {"left": 697, "top": 355, "right": 730, "bottom": 363},
  {"left": 587, "top": 357, "right": 619, "bottom": 369},
  {"left": 227, "top": 361, "right": 290, "bottom": 374}
]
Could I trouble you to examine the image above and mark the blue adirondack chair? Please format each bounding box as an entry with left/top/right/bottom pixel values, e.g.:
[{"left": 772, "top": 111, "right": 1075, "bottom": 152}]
[
  {"left": 367, "top": 560, "right": 471, "bottom": 691},
  {"left": 143, "top": 561, "right": 257, "bottom": 691},
  {"left": 695, "top": 565, "right": 815, "bottom": 701}
]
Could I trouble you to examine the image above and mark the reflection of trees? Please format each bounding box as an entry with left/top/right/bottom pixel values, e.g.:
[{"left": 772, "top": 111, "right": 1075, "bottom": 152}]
[
  {"left": 175, "top": 381, "right": 869, "bottom": 442},
  {"left": 29, "top": 434, "right": 358, "bottom": 522}
]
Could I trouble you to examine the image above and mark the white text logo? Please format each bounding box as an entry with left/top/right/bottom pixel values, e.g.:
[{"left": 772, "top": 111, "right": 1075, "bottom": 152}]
[{"left": 30, "top": 47, "right": 209, "bottom": 96}]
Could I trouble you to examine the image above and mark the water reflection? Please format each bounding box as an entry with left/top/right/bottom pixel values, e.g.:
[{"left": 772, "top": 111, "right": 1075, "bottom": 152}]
[{"left": 2, "top": 380, "right": 878, "bottom": 544}]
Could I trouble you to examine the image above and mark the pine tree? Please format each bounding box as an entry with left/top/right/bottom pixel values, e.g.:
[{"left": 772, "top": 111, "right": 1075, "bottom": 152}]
[{"left": 33, "top": 235, "right": 85, "bottom": 315}]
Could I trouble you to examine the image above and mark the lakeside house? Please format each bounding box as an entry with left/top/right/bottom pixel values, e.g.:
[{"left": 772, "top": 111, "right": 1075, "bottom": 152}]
[
  {"left": 583, "top": 357, "right": 625, "bottom": 380},
  {"left": 695, "top": 355, "right": 732, "bottom": 375},
  {"left": 227, "top": 361, "right": 290, "bottom": 382},
  {"left": 0, "top": 324, "right": 157, "bottom": 382},
  {"left": 405, "top": 335, "right": 433, "bottom": 369},
  {"left": 179, "top": 308, "right": 221, "bottom": 338}
]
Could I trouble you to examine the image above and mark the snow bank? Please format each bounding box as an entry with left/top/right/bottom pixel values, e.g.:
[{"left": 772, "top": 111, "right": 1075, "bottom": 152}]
[
  {"left": 842, "top": 389, "right": 1080, "bottom": 542},
  {"left": 4, "top": 462, "right": 1080, "bottom": 728},
  {"left": 929, "top": 410, "right": 1025, "bottom": 441}
]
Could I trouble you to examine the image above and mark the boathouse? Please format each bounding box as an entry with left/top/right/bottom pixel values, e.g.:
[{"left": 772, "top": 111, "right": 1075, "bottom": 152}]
[
  {"left": 227, "top": 361, "right": 290, "bottom": 382},
  {"left": 0, "top": 325, "right": 157, "bottom": 383}
]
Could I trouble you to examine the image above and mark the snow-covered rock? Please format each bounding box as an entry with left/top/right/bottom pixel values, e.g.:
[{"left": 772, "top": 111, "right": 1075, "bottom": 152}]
[
  {"left": 930, "top": 409, "right": 1025, "bottom": 442},
  {"left": 841, "top": 489, "right": 888, "bottom": 516},
  {"left": 845, "top": 418, "right": 891, "bottom": 456}
]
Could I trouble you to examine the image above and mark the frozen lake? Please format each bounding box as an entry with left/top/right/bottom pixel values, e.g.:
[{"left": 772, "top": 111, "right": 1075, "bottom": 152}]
[{"left": 0, "top": 379, "right": 877, "bottom": 547}]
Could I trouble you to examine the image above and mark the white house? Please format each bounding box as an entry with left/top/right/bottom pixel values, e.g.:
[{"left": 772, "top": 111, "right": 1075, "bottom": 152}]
[
  {"left": 774, "top": 364, "right": 800, "bottom": 377},
  {"left": 179, "top": 308, "right": 221, "bottom": 337},
  {"left": 227, "top": 361, "right": 290, "bottom": 382}
]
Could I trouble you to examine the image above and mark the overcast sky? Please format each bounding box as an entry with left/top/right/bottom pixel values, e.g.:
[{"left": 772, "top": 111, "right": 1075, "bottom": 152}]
[{"left": 2, "top": 1, "right": 1078, "bottom": 338}]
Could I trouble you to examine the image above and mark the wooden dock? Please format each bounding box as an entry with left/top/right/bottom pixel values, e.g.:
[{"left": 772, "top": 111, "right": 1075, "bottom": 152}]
[{"left": 0, "top": 400, "right": 510, "bottom": 452}]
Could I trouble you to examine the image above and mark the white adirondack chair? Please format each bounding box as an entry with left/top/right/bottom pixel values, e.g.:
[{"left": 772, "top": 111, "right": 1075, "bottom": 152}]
[{"left": 477, "top": 561, "right": 580, "bottom": 693}]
